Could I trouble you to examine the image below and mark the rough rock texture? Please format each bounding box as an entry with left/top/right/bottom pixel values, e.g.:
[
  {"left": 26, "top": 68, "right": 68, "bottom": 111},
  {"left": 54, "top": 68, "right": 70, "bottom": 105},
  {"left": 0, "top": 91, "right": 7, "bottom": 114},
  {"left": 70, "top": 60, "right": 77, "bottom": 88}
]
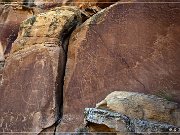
[
  {"left": 96, "top": 91, "right": 180, "bottom": 126},
  {"left": 0, "top": 0, "right": 61, "bottom": 9},
  {"left": 0, "top": 6, "right": 82, "bottom": 133},
  {"left": 0, "top": 65, "right": 3, "bottom": 84},
  {"left": 62, "top": 0, "right": 180, "bottom": 9},
  {"left": 0, "top": 4, "right": 34, "bottom": 61},
  {"left": 58, "top": 2, "right": 180, "bottom": 131},
  {"left": 85, "top": 108, "right": 179, "bottom": 134},
  {"left": 0, "top": 0, "right": 35, "bottom": 6},
  {"left": 63, "top": 0, "right": 120, "bottom": 9},
  {"left": 1, "top": 0, "right": 118, "bottom": 8},
  {"left": 11, "top": 6, "right": 82, "bottom": 53}
]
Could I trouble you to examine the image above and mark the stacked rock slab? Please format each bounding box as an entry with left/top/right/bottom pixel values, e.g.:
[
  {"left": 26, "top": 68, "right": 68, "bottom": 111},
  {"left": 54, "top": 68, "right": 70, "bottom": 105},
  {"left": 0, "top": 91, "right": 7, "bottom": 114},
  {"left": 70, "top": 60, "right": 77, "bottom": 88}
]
[
  {"left": 96, "top": 91, "right": 180, "bottom": 127},
  {"left": 57, "top": 2, "right": 180, "bottom": 131},
  {"left": 0, "top": 7, "right": 82, "bottom": 133},
  {"left": 85, "top": 92, "right": 180, "bottom": 134},
  {"left": 85, "top": 108, "right": 179, "bottom": 134}
]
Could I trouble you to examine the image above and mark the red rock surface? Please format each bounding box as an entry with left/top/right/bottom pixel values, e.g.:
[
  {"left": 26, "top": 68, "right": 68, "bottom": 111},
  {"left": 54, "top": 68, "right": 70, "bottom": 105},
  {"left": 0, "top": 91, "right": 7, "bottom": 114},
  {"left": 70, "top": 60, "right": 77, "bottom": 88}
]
[
  {"left": 0, "top": 5, "right": 34, "bottom": 58},
  {"left": 0, "top": 45, "right": 63, "bottom": 133},
  {"left": 63, "top": 0, "right": 119, "bottom": 9},
  {"left": 58, "top": 3, "right": 180, "bottom": 131},
  {"left": 0, "top": 7, "right": 82, "bottom": 133}
]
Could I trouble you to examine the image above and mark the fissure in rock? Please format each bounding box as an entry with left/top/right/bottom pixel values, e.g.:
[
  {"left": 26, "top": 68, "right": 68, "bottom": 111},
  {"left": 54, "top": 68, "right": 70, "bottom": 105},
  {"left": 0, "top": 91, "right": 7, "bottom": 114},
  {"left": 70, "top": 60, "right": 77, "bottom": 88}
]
[{"left": 41, "top": 16, "right": 85, "bottom": 134}]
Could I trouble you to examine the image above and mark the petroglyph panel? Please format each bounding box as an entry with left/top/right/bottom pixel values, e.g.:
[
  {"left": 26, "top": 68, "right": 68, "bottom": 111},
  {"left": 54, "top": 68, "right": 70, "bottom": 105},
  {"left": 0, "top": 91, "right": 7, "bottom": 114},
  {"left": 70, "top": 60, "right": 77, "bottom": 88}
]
[{"left": 58, "top": 2, "right": 180, "bottom": 131}]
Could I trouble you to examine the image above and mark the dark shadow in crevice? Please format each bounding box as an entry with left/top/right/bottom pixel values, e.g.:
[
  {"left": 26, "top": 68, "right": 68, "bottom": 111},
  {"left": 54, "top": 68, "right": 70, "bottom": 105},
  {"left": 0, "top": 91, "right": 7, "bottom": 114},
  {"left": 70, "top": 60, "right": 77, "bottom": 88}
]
[{"left": 54, "top": 16, "right": 84, "bottom": 134}]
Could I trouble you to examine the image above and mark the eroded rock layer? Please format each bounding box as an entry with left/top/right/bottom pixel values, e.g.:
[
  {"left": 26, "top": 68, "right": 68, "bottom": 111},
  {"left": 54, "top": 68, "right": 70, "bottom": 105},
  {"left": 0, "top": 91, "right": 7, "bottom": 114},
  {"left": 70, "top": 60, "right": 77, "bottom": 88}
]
[
  {"left": 0, "top": 6, "right": 82, "bottom": 133},
  {"left": 58, "top": 2, "right": 180, "bottom": 131},
  {"left": 85, "top": 108, "right": 179, "bottom": 134},
  {"left": 85, "top": 91, "right": 180, "bottom": 134},
  {"left": 96, "top": 91, "right": 180, "bottom": 126}
]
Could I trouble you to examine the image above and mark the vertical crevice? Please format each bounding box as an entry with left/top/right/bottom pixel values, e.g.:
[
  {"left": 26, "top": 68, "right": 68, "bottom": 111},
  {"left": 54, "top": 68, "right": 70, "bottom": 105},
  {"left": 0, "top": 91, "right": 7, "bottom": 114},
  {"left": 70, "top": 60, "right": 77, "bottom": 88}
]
[
  {"left": 54, "top": 16, "right": 84, "bottom": 134},
  {"left": 37, "top": 18, "right": 82, "bottom": 135},
  {"left": 36, "top": 12, "right": 88, "bottom": 134}
]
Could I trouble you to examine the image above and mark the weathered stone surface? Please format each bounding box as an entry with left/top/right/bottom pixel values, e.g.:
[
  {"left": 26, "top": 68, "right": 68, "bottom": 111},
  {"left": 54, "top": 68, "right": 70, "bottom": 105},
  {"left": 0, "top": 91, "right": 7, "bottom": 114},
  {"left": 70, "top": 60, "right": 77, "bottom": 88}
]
[
  {"left": 63, "top": 0, "right": 119, "bottom": 9},
  {"left": 0, "top": 0, "right": 23, "bottom": 4},
  {"left": 62, "top": 0, "right": 180, "bottom": 9},
  {"left": 0, "top": 6, "right": 82, "bottom": 133},
  {"left": 11, "top": 6, "right": 82, "bottom": 53},
  {"left": 0, "top": 4, "right": 34, "bottom": 61},
  {"left": 0, "top": 45, "right": 64, "bottom": 133},
  {"left": 33, "top": 0, "right": 61, "bottom": 8},
  {"left": 0, "top": 0, "right": 35, "bottom": 6},
  {"left": 0, "top": 0, "right": 62, "bottom": 8},
  {"left": 96, "top": 91, "right": 180, "bottom": 126},
  {"left": 0, "top": 65, "right": 3, "bottom": 83},
  {"left": 85, "top": 108, "right": 179, "bottom": 134},
  {"left": 58, "top": 2, "right": 180, "bottom": 131}
]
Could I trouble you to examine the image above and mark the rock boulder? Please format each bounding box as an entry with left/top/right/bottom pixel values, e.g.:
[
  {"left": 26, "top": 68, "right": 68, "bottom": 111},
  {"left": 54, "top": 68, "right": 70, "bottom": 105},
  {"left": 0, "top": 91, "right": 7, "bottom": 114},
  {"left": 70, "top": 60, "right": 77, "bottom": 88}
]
[
  {"left": 85, "top": 108, "right": 179, "bottom": 134},
  {"left": 96, "top": 91, "right": 180, "bottom": 126}
]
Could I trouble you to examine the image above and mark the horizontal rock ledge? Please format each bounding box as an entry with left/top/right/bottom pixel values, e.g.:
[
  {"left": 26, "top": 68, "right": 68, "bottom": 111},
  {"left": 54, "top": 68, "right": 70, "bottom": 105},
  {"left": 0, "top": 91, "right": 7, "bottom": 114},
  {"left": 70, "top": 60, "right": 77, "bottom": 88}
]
[{"left": 85, "top": 108, "right": 180, "bottom": 133}]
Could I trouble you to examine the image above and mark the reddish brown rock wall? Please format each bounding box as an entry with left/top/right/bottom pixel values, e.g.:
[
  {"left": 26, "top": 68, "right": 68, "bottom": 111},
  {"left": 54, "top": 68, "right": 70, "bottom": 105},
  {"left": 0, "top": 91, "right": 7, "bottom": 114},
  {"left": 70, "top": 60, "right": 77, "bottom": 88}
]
[
  {"left": 0, "top": 5, "right": 34, "bottom": 59},
  {"left": 0, "top": 6, "right": 82, "bottom": 133},
  {"left": 0, "top": 45, "right": 64, "bottom": 133},
  {"left": 58, "top": 3, "right": 180, "bottom": 131},
  {"left": 63, "top": 0, "right": 119, "bottom": 9}
]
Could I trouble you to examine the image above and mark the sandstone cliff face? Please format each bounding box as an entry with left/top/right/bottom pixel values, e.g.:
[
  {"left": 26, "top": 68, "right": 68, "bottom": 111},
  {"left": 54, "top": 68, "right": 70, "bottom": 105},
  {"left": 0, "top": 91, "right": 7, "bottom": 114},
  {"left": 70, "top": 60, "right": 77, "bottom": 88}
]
[
  {"left": 0, "top": 5, "right": 34, "bottom": 61},
  {"left": 63, "top": 0, "right": 119, "bottom": 9},
  {"left": 0, "top": 0, "right": 180, "bottom": 134},
  {"left": 0, "top": 6, "right": 82, "bottom": 133},
  {"left": 1, "top": 0, "right": 118, "bottom": 9},
  {"left": 58, "top": 2, "right": 180, "bottom": 132},
  {"left": 0, "top": 0, "right": 121, "bottom": 63}
]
